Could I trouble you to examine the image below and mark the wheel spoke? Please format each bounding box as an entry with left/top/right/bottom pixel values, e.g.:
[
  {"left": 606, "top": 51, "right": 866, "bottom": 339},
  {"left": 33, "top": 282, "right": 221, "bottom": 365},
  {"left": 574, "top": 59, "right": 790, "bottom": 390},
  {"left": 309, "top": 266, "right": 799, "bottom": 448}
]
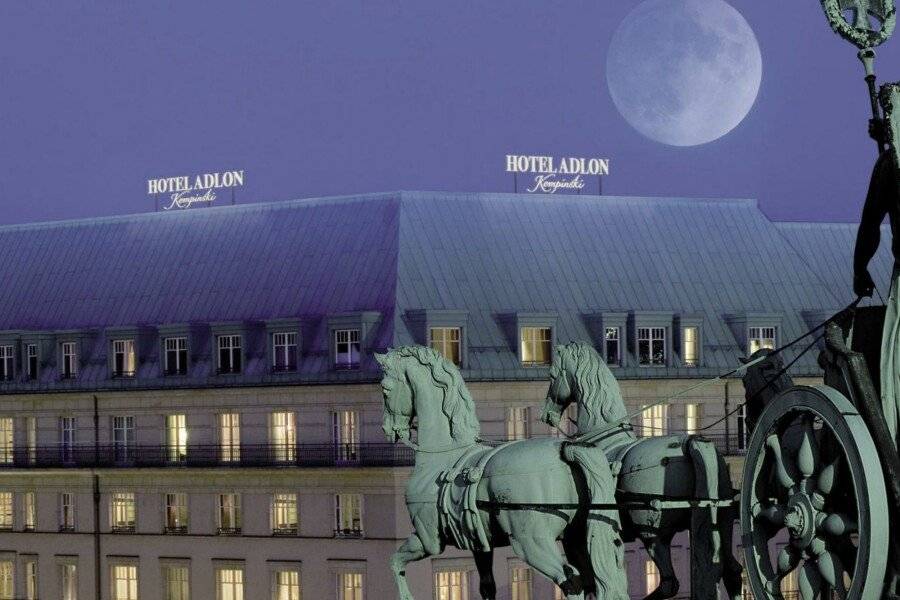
[
  {"left": 817, "top": 457, "right": 839, "bottom": 496},
  {"left": 765, "top": 434, "right": 796, "bottom": 490},
  {"left": 755, "top": 502, "right": 787, "bottom": 526},
  {"left": 819, "top": 512, "right": 857, "bottom": 537},
  {"left": 776, "top": 545, "right": 801, "bottom": 591},
  {"left": 797, "top": 415, "right": 818, "bottom": 480},
  {"left": 799, "top": 559, "right": 822, "bottom": 600},
  {"left": 817, "top": 550, "right": 847, "bottom": 600}
]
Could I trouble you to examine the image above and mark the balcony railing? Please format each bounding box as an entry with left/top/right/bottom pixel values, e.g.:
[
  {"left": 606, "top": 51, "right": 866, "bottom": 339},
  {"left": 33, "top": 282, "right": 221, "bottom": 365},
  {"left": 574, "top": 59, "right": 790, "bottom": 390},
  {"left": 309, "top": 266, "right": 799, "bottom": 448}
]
[
  {"left": 0, "top": 443, "right": 414, "bottom": 469},
  {"left": 217, "top": 527, "right": 241, "bottom": 536},
  {"left": 164, "top": 525, "right": 188, "bottom": 535}
]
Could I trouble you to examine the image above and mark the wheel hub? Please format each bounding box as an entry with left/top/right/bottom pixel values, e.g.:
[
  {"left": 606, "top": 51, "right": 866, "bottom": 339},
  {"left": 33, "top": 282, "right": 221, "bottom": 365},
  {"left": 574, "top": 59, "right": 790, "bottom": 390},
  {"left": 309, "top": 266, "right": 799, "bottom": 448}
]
[{"left": 785, "top": 492, "right": 816, "bottom": 549}]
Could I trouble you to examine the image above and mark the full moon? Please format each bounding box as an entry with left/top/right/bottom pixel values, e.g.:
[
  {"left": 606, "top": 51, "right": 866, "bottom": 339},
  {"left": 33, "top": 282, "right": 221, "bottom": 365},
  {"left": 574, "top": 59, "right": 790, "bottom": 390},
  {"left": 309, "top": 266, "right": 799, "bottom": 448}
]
[{"left": 606, "top": 0, "right": 762, "bottom": 147}]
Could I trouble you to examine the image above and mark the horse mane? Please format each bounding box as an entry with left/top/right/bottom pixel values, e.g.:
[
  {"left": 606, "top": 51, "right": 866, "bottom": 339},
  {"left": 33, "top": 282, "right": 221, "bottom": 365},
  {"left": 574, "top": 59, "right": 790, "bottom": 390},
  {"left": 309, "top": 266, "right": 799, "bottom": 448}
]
[
  {"left": 390, "top": 346, "right": 480, "bottom": 441},
  {"left": 556, "top": 341, "right": 627, "bottom": 425}
]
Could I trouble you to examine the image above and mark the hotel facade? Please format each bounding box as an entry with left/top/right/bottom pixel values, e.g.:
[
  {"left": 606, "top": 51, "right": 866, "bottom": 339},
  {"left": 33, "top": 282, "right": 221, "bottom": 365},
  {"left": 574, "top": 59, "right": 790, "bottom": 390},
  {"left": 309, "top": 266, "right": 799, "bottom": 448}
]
[{"left": 0, "top": 192, "right": 881, "bottom": 600}]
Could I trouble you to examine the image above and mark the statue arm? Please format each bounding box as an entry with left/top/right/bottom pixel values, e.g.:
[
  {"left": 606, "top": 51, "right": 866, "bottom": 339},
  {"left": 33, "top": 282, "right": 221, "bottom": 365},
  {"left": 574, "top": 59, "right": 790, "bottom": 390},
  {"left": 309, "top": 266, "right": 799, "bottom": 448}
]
[{"left": 853, "top": 153, "right": 892, "bottom": 296}]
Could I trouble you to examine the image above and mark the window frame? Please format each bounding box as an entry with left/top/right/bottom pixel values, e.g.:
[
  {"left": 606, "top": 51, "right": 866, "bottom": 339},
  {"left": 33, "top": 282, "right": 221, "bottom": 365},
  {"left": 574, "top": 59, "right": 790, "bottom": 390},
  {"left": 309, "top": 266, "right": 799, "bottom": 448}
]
[
  {"left": 217, "top": 493, "right": 242, "bottom": 535},
  {"left": 111, "top": 338, "right": 136, "bottom": 378},
  {"left": 25, "top": 343, "right": 38, "bottom": 380},
  {"left": 164, "top": 492, "right": 189, "bottom": 534},
  {"left": 429, "top": 326, "right": 462, "bottom": 367},
  {"left": 109, "top": 492, "right": 136, "bottom": 533},
  {"left": 110, "top": 563, "right": 139, "bottom": 600},
  {"left": 166, "top": 414, "right": 188, "bottom": 463},
  {"left": 748, "top": 325, "right": 778, "bottom": 355},
  {"left": 519, "top": 326, "right": 552, "bottom": 367},
  {"left": 60, "top": 341, "right": 78, "bottom": 379},
  {"left": 219, "top": 413, "right": 241, "bottom": 463},
  {"left": 334, "top": 329, "right": 361, "bottom": 369},
  {"left": 164, "top": 336, "right": 188, "bottom": 376},
  {"left": 217, "top": 334, "right": 243, "bottom": 375},
  {"left": 271, "top": 331, "right": 298, "bottom": 372},
  {"left": 334, "top": 493, "right": 363, "bottom": 538},
  {"left": 332, "top": 410, "right": 359, "bottom": 463},
  {"left": 0, "top": 345, "right": 14, "bottom": 381},
  {"left": 215, "top": 567, "right": 244, "bottom": 600},
  {"left": 59, "top": 492, "right": 75, "bottom": 532},
  {"left": 637, "top": 326, "right": 667, "bottom": 367},
  {"left": 271, "top": 492, "right": 298, "bottom": 536}
]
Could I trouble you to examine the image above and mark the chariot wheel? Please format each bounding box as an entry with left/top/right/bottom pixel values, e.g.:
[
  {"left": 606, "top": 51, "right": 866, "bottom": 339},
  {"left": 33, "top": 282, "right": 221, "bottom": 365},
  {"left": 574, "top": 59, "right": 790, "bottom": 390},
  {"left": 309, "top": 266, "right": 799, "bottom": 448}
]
[{"left": 741, "top": 385, "right": 888, "bottom": 600}]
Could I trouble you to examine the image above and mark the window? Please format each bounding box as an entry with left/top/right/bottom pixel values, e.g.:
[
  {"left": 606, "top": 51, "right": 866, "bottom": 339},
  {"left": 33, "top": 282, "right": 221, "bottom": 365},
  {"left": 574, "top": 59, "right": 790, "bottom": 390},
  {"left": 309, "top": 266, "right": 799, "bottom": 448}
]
[
  {"left": 510, "top": 566, "right": 532, "bottom": 600},
  {"left": 60, "top": 416, "right": 76, "bottom": 463},
  {"left": 780, "top": 559, "right": 799, "bottom": 595},
  {"left": 218, "top": 494, "right": 242, "bottom": 535},
  {"left": 737, "top": 405, "right": 749, "bottom": 450},
  {"left": 682, "top": 326, "right": 699, "bottom": 367},
  {"left": 338, "top": 572, "right": 363, "bottom": 600},
  {"left": 430, "top": 327, "right": 461, "bottom": 366},
  {"left": 270, "top": 412, "right": 296, "bottom": 462},
  {"left": 110, "top": 492, "right": 136, "bottom": 533},
  {"left": 435, "top": 570, "right": 468, "bottom": 600},
  {"left": 335, "top": 493, "right": 362, "bottom": 537},
  {"left": 748, "top": 326, "right": 777, "bottom": 354},
  {"left": 0, "top": 493, "right": 11, "bottom": 530},
  {"left": 638, "top": 327, "right": 666, "bottom": 366},
  {"left": 506, "top": 407, "right": 530, "bottom": 440},
  {"left": 220, "top": 414, "right": 241, "bottom": 462},
  {"left": 59, "top": 493, "right": 75, "bottom": 531},
  {"left": 520, "top": 327, "right": 551, "bottom": 366},
  {"left": 641, "top": 404, "right": 667, "bottom": 437},
  {"left": 0, "top": 561, "right": 12, "bottom": 600},
  {"left": 25, "top": 559, "right": 37, "bottom": 600},
  {"left": 61, "top": 342, "right": 78, "bottom": 378},
  {"left": 273, "top": 570, "right": 301, "bottom": 600},
  {"left": 645, "top": 560, "right": 659, "bottom": 595},
  {"left": 333, "top": 411, "right": 359, "bottom": 462},
  {"left": 112, "top": 339, "right": 136, "bottom": 377},
  {"left": 0, "top": 418, "right": 12, "bottom": 464},
  {"left": 61, "top": 564, "right": 77, "bottom": 600},
  {"left": 165, "top": 566, "right": 189, "bottom": 600},
  {"left": 25, "top": 344, "right": 38, "bottom": 380},
  {"left": 605, "top": 327, "right": 621, "bottom": 366},
  {"left": 24, "top": 491, "right": 35, "bottom": 531},
  {"left": 113, "top": 416, "right": 134, "bottom": 464},
  {"left": 165, "top": 493, "right": 188, "bottom": 534},
  {"left": 334, "top": 329, "right": 360, "bottom": 369},
  {"left": 111, "top": 565, "right": 138, "bottom": 600},
  {"left": 272, "top": 332, "right": 298, "bottom": 372},
  {"left": 272, "top": 493, "right": 298, "bottom": 535},
  {"left": 217, "top": 335, "right": 242, "bottom": 374},
  {"left": 685, "top": 403, "right": 701, "bottom": 435},
  {"left": 216, "top": 568, "right": 244, "bottom": 600},
  {"left": 0, "top": 346, "right": 13, "bottom": 381},
  {"left": 164, "top": 337, "right": 188, "bottom": 376},
  {"left": 26, "top": 416, "right": 36, "bottom": 465},
  {"left": 166, "top": 415, "right": 188, "bottom": 463}
]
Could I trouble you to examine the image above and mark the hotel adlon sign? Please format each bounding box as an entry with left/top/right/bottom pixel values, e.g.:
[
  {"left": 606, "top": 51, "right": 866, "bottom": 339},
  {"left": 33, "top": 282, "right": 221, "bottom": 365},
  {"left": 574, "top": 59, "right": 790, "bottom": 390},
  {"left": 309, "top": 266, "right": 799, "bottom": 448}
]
[
  {"left": 505, "top": 154, "right": 609, "bottom": 193},
  {"left": 147, "top": 170, "right": 245, "bottom": 210}
]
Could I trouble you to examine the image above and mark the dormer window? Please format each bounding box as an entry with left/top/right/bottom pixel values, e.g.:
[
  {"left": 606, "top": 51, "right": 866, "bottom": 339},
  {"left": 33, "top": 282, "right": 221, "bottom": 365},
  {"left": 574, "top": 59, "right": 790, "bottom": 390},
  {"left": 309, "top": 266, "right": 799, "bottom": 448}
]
[
  {"left": 61, "top": 342, "right": 78, "bottom": 379},
  {"left": 164, "top": 337, "right": 188, "bottom": 376},
  {"left": 430, "top": 327, "right": 461, "bottom": 366},
  {"left": 520, "top": 326, "right": 552, "bottom": 366},
  {"left": 111, "top": 339, "right": 136, "bottom": 378},
  {"left": 638, "top": 327, "right": 666, "bottom": 366},
  {"left": 0, "top": 346, "right": 12, "bottom": 381},
  {"left": 25, "top": 344, "right": 38, "bottom": 380},
  {"left": 217, "top": 335, "right": 242, "bottom": 375},
  {"left": 682, "top": 326, "right": 699, "bottom": 367},
  {"left": 748, "top": 326, "right": 777, "bottom": 354},
  {"left": 605, "top": 327, "right": 621, "bottom": 367},
  {"left": 334, "top": 329, "right": 360, "bottom": 369},
  {"left": 272, "top": 332, "right": 298, "bottom": 372}
]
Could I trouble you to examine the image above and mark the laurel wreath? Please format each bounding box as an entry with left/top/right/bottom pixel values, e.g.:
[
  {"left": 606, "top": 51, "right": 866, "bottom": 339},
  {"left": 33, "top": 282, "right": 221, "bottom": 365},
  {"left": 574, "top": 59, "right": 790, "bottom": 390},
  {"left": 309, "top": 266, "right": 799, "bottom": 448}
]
[{"left": 821, "top": 0, "right": 896, "bottom": 48}]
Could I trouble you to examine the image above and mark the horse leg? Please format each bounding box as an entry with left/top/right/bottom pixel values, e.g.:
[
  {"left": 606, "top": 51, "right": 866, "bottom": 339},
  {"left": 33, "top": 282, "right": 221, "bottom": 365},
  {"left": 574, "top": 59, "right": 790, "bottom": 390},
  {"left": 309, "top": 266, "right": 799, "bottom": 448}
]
[
  {"left": 390, "top": 533, "right": 430, "bottom": 600},
  {"left": 473, "top": 550, "right": 496, "bottom": 600},
  {"left": 687, "top": 438, "right": 723, "bottom": 600},
  {"left": 643, "top": 536, "right": 680, "bottom": 600},
  {"left": 717, "top": 456, "right": 744, "bottom": 600},
  {"left": 510, "top": 534, "right": 584, "bottom": 600}
]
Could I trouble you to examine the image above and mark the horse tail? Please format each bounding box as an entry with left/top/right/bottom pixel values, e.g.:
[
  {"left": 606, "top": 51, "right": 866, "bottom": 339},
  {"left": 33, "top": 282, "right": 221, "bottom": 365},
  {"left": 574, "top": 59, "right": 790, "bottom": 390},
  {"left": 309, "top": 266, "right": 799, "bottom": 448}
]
[
  {"left": 687, "top": 437, "right": 724, "bottom": 600},
  {"left": 562, "top": 443, "right": 629, "bottom": 600}
]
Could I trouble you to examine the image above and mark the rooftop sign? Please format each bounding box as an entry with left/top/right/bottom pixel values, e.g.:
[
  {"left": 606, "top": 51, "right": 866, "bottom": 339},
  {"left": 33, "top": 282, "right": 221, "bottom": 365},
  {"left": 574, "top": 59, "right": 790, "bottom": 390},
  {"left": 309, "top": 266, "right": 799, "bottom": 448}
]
[
  {"left": 147, "top": 170, "right": 245, "bottom": 210},
  {"left": 505, "top": 155, "right": 609, "bottom": 194}
]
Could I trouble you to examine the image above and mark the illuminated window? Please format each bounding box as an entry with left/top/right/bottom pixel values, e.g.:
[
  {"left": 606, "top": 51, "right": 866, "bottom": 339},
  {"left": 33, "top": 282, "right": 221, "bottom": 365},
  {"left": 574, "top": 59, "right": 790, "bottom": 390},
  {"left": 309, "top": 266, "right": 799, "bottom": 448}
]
[
  {"left": 24, "top": 491, "right": 35, "bottom": 531},
  {"left": 25, "top": 344, "right": 38, "bottom": 380},
  {"left": 164, "top": 337, "right": 187, "bottom": 376},
  {"left": 61, "top": 564, "right": 77, "bottom": 600},
  {"left": 272, "top": 493, "right": 298, "bottom": 535},
  {"left": 217, "top": 335, "right": 242, "bottom": 374},
  {"left": 216, "top": 567, "right": 244, "bottom": 600},
  {"left": 645, "top": 560, "right": 659, "bottom": 595},
  {"left": 338, "top": 572, "right": 363, "bottom": 600},
  {"left": 333, "top": 411, "right": 359, "bottom": 462},
  {"left": 273, "top": 570, "right": 301, "bottom": 600},
  {"left": 59, "top": 493, "right": 75, "bottom": 531},
  {"left": 0, "top": 419, "right": 12, "bottom": 464},
  {"left": 220, "top": 413, "right": 241, "bottom": 462},
  {"left": 0, "top": 346, "right": 13, "bottom": 381},
  {"left": 605, "top": 327, "right": 621, "bottom": 366},
  {"left": 430, "top": 327, "right": 461, "bottom": 366},
  {"left": 60, "top": 416, "right": 76, "bottom": 463},
  {"left": 110, "top": 492, "right": 136, "bottom": 533},
  {"left": 780, "top": 559, "right": 798, "bottom": 595},
  {"left": 166, "top": 415, "right": 188, "bottom": 463},
  {"left": 510, "top": 566, "right": 532, "bottom": 600},
  {"left": 682, "top": 326, "right": 699, "bottom": 367},
  {"left": 641, "top": 404, "right": 667, "bottom": 437},
  {"left": 111, "top": 339, "right": 136, "bottom": 377},
  {"left": 165, "top": 565, "right": 189, "bottom": 600},
  {"left": 113, "top": 416, "right": 134, "bottom": 464},
  {"left": 685, "top": 403, "right": 701, "bottom": 435},
  {"left": 270, "top": 412, "right": 296, "bottom": 462},
  {"left": 218, "top": 494, "right": 242, "bottom": 535},
  {"left": 638, "top": 327, "right": 666, "bottom": 366},
  {"left": 434, "top": 570, "right": 468, "bottom": 600},
  {"left": 26, "top": 416, "right": 36, "bottom": 465},
  {"left": 111, "top": 564, "right": 138, "bottom": 600},
  {"left": 520, "top": 327, "right": 551, "bottom": 366},
  {"left": 334, "top": 330, "right": 360, "bottom": 369},
  {"left": 0, "top": 561, "right": 12, "bottom": 600},
  {"left": 335, "top": 493, "right": 362, "bottom": 537},
  {"left": 165, "top": 493, "right": 188, "bottom": 534},
  {"left": 272, "top": 332, "right": 298, "bottom": 372},
  {"left": 748, "top": 327, "right": 777, "bottom": 354},
  {"left": 0, "top": 493, "right": 11, "bottom": 530},
  {"left": 25, "top": 559, "right": 37, "bottom": 600},
  {"left": 506, "top": 407, "right": 530, "bottom": 440},
  {"left": 737, "top": 405, "right": 749, "bottom": 450},
  {"left": 61, "top": 342, "right": 78, "bottom": 378}
]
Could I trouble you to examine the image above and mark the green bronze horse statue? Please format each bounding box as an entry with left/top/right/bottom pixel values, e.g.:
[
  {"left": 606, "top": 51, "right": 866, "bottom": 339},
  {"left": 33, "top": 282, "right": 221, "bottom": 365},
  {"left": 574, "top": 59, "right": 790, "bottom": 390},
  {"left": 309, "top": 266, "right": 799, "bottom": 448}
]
[{"left": 539, "top": 342, "right": 745, "bottom": 600}]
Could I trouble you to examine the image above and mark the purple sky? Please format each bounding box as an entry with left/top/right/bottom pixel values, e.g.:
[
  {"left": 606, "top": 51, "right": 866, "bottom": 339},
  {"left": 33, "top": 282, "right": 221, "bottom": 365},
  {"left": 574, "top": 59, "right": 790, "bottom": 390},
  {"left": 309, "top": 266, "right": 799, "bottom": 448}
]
[{"left": 0, "top": 1, "right": 894, "bottom": 225}]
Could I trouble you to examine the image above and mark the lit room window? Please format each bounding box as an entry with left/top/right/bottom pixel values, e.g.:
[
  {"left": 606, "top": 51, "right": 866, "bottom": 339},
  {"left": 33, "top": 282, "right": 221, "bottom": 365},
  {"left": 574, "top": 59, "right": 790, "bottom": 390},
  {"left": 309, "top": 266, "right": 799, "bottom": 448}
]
[
  {"left": 780, "top": 560, "right": 799, "bottom": 596},
  {"left": 166, "top": 415, "right": 188, "bottom": 463},
  {"left": 217, "top": 335, "right": 242, "bottom": 374},
  {"left": 333, "top": 411, "right": 359, "bottom": 462},
  {"left": 641, "top": 404, "right": 667, "bottom": 437},
  {"left": 164, "top": 337, "right": 188, "bottom": 376},
  {"left": 165, "top": 493, "right": 188, "bottom": 534},
  {"left": 0, "top": 493, "right": 12, "bottom": 530},
  {"left": 338, "top": 572, "right": 363, "bottom": 600},
  {"left": 60, "top": 416, "right": 76, "bottom": 463},
  {"left": 748, "top": 326, "right": 777, "bottom": 354},
  {"left": 645, "top": 560, "right": 659, "bottom": 595},
  {"left": 335, "top": 493, "right": 362, "bottom": 537},
  {"left": 216, "top": 567, "right": 244, "bottom": 600},
  {"left": 25, "top": 344, "right": 38, "bottom": 380},
  {"left": 273, "top": 570, "right": 301, "bottom": 600},
  {"left": 110, "top": 492, "right": 136, "bottom": 533},
  {"left": 0, "top": 561, "right": 12, "bottom": 600},
  {"left": 334, "top": 329, "right": 360, "bottom": 369},
  {"left": 270, "top": 412, "right": 296, "bottom": 462},
  {"left": 61, "top": 564, "right": 77, "bottom": 600},
  {"left": 605, "top": 327, "right": 621, "bottom": 366},
  {"left": 165, "top": 565, "right": 190, "bottom": 600},
  {"left": 271, "top": 493, "right": 298, "bottom": 536},
  {"left": 506, "top": 407, "right": 530, "bottom": 440},
  {"left": 520, "top": 327, "right": 551, "bottom": 366},
  {"left": 0, "top": 418, "right": 12, "bottom": 464},
  {"left": 510, "top": 566, "right": 532, "bottom": 600},
  {"left": 112, "top": 416, "right": 134, "bottom": 464},
  {"left": 0, "top": 345, "right": 13, "bottom": 381},
  {"left": 638, "top": 327, "right": 666, "bottom": 366},
  {"left": 217, "top": 493, "right": 242, "bottom": 535},
  {"left": 430, "top": 327, "right": 461, "bottom": 366},
  {"left": 26, "top": 416, "right": 36, "bottom": 465},
  {"left": 61, "top": 342, "right": 78, "bottom": 379},
  {"left": 434, "top": 570, "right": 468, "bottom": 600},
  {"left": 682, "top": 326, "right": 699, "bottom": 367},
  {"left": 111, "top": 564, "right": 138, "bottom": 600},
  {"left": 685, "top": 403, "right": 701, "bottom": 435},
  {"left": 59, "top": 492, "right": 75, "bottom": 531},
  {"left": 272, "top": 332, "right": 298, "bottom": 372},
  {"left": 24, "top": 491, "right": 35, "bottom": 531},
  {"left": 219, "top": 413, "right": 241, "bottom": 463},
  {"left": 737, "top": 405, "right": 749, "bottom": 450},
  {"left": 25, "top": 559, "right": 37, "bottom": 600},
  {"left": 111, "top": 339, "right": 136, "bottom": 377}
]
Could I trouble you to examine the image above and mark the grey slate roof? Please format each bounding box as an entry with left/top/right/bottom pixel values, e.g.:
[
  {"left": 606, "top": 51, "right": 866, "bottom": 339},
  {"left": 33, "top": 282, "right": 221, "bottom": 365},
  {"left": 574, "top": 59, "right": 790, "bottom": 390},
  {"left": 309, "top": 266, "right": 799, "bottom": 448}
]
[{"left": 0, "top": 192, "right": 866, "bottom": 392}]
